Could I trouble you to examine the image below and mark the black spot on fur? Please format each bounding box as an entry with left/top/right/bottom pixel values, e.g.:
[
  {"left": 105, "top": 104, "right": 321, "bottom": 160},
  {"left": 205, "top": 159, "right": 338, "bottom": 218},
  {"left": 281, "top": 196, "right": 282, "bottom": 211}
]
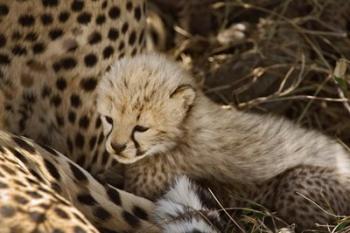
[
  {"left": 58, "top": 11, "right": 70, "bottom": 22},
  {"left": 132, "top": 206, "right": 148, "bottom": 220},
  {"left": 49, "top": 28, "right": 64, "bottom": 40},
  {"left": 80, "top": 77, "right": 97, "bottom": 91},
  {"left": 103, "top": 46, "right": 114, "bottom": 59},
  {"left": 75, "top": 132, "right": 85, "bottom": 148},
  {"left": 134, "top": 6, "right": 142, "bottom": 21},
  {"left": 60, "top": 57, "right": 77, "bottom": 70},
  {"left": 29, "top": 170, "right": 45, "bottom": 183},
  {"left": 10, "top": 148, "right": 28, "bottom": 164},
  {"left": 88, "top": 32, "right": 102, "bottom": 44},
  {"left": 118, "top": 41, "right": 125, "bottom": 51},
  {"left": 93, "top": 207, "right": 112, "bottom": 221},
  {"left": 84, "top": 53, "right": 98, "bottom": 67},
  {"left": 51, "top": 182, "right": 62, "bottom": 193},
  {"left": 41, "top": 85, "right": 52, "bottom": 98},
  {"left": 76, "top": 154, "right": 85, "bottom": 167},
  {"left": 12, "top": 45, "right": 27, "bottom": 56},
  {"left": 25, "top": 32, "right": 38, "bottom": 41},
  {"left": 121, "top": 22, "right": 129, "bottom": 34},
  {"left": 70, "top": 94, "right": 82, "bottom": 108},
  {"left": 32, "top": 42, "right": 46, "bottom": 54},
  {"left": 68, "top": 111, "right": 76, "bottom": 124},
  {"left": 79, "top": 115, "right": 90, "bottom": 129},
  {"left": 69, "top": 162, "right": 87, "bottom": 182},
  {"left": 71, "top": 0, "right": 84, "bottom": 12},
  {"left": 41, "top": 13, "right": 53, "bottom": 25},
  {"left": 29, "top": 211, "right": 46, "bottom": 223},
  {"left": 96, "top": 14, "right": 106, "bottom": 25},
  {"left": 77, "top": 193, "right": 97, "bottom": 205},
  {"left": 122, "top": 211, "right": 140, "bottom": 227},
  {"left": 56, "top": 78, "right": 67, "bottom": 91},
  {"left": 52, "top": 61, "right": 61, "bottom": 72},
  {"left": 13, "top": 195, "right": 29, "bottom": 205},
  {"left": 50, "top": 95, "right": 62, "bottom": 107},
  {"left": 0, "top": 34, "right": 6, "bottom": 48},
  {"left": 40, "top": 144, "right": 60, "bottom": 157},
  {"left": 0, "top": 53, "right": 10, "bottom": 65},
  {"left": 0, "top": 181, "right": 8, "bottom": 189},
  {"left": 0, "top": 4, "right": 9, "bottom": 16},
  {"left": 128, "top": 31, "right": 136, "bottom": 45},
  {"left": 108, "top": 6, "right": 120, "bottom": 19},
  {"left": 108, "top": 28, "right": 119, "bottom": 41},
  {"left": 42, "top": 0, "right": 59, "bottom": 7},
  {"left": 126, "top": 1, "right": 133, "bottom": 11},
  {"left": 12, "top": 136, "right": 35, "bottom": 153},
  {"left": 106, "top": 187, "right": 121, "bottom": 206},
  {"left": 54, "top": 207, "right": 69, "bottom": 219},
  {"left": 77, "top": 12, "right": 92, "bottom": 24},
  {"left": 19, "top": 15, "right": 35, "bottom": 27},
  {"left": 44, "top": 159, "right": 61, "bottom": 180}
]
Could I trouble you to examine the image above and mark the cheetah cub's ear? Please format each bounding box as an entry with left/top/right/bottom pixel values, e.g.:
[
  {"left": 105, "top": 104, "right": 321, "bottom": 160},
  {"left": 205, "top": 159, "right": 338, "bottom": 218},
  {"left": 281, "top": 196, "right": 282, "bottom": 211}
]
[{"left": 170, "top": 84, "right": 196, "bottom": 112}]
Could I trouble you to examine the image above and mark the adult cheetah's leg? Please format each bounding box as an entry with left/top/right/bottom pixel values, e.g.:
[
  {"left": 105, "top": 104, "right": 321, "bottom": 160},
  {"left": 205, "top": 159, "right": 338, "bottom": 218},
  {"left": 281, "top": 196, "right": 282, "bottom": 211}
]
[
  {"left": 0, "top": 131, "right": 159, "bottom": 233},
  {"left": 0, "top": 145, "right": 99, "bottom": 233}
]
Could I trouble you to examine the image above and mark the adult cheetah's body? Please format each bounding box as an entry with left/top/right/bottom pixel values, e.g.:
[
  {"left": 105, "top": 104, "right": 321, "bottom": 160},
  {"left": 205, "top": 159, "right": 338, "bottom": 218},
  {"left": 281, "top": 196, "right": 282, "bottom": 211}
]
[{"left": 0, "top": 0, "right": 145, "bottom": 174}]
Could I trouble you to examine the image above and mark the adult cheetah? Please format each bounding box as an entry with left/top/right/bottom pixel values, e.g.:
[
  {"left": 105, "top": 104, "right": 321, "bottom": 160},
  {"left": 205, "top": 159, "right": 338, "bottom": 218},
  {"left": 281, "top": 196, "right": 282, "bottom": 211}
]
[
  {"left": 0, "top": 128, "right": 223, "bottom": 232},
  {"left": 0, "top": 1, "right": 223, "bottom": 232},
  {"left": 0, "top": 0, "right": 146, "bottom": 174}
]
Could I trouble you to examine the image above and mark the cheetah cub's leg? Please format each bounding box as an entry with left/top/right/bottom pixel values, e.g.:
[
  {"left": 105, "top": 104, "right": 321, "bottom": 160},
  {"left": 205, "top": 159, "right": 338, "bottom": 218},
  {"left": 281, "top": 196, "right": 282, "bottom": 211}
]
[{"left": 252, "top": 166, "right": 350, "bottom": 231}]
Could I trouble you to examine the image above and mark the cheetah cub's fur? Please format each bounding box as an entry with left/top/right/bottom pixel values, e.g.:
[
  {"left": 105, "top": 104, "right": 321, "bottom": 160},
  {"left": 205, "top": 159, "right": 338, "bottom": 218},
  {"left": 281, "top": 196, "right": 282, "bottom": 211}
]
[{"left": 97, "top": 53, "right": 350, "bottom": 230}]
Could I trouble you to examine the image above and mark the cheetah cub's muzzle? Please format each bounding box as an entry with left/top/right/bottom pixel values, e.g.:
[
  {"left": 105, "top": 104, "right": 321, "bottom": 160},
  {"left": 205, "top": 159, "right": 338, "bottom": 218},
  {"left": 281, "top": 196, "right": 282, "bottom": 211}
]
[{"left": 97, "top": 53, "right": 196, "bottom": 164}]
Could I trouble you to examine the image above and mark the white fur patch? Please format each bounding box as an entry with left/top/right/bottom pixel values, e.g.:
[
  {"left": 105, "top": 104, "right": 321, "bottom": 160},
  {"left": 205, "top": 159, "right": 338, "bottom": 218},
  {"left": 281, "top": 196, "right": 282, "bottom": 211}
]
[{"left": 153, "top": 176, "right": 220, "bottom": 233}]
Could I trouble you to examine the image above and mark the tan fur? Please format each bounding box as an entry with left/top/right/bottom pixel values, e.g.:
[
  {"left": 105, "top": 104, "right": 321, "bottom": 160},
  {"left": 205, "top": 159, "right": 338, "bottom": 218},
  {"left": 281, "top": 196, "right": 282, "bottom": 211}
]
[
  {"left": 98, "top": 53, "right": 350, "bottom": 230},
  {"left": 0, "top": 1, "right": 165, "bottom": 232}
]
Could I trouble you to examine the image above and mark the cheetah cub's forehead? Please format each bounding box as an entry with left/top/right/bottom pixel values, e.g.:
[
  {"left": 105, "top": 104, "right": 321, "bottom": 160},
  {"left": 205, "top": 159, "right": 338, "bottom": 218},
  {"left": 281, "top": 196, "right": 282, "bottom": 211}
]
[
  {"left": 98, "top": 53, "right": 195, "bottom": 107},
  {"left": 97, "top": 53, "right": 197, "bottom": 164}
]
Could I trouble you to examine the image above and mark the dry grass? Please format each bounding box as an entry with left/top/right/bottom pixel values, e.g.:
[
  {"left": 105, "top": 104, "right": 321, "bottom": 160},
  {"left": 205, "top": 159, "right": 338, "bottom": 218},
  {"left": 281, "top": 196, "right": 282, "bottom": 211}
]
[{"left": 149, "top": 0, "right": 350, "bottom": 232}]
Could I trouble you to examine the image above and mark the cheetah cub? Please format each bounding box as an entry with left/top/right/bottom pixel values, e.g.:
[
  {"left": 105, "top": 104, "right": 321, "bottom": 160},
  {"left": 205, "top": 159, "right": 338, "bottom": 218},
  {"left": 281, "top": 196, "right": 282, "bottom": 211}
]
[{"left": 97, "top": 53, "right": 350, "bottom": 230}]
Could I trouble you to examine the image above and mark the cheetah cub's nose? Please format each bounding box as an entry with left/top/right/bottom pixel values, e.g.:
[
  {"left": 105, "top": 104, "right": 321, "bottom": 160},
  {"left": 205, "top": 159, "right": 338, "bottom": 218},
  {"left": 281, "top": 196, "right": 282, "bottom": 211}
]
[{"left": 111, "top": 143, "right": 127, "bottom": 154}]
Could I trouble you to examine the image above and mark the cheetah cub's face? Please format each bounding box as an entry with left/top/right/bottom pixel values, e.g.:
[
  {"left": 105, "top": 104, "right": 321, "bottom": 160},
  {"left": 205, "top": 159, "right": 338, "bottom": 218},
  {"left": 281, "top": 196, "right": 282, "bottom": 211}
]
[{"left": 97, "top": 53, "right": 196, "bottom": 164}]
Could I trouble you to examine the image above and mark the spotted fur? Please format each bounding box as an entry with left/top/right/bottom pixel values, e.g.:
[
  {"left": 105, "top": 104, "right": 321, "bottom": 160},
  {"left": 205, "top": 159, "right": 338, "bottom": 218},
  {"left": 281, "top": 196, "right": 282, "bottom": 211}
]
[
  {"left": 0, "top": 0, "right": 146, "bottom": 175},
  {"left": 0, "top": 129, "right": 160, "bottom": 232},
  {"left": 0, "top": 1, "right": 220, "bottom": 232}
]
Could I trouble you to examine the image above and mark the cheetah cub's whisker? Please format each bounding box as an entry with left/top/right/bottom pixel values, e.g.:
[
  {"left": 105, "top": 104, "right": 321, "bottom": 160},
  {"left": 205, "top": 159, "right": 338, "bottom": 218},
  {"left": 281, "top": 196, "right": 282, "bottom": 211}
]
[{"left": 97, "top": 52, "right": 350, "bottom": 231}]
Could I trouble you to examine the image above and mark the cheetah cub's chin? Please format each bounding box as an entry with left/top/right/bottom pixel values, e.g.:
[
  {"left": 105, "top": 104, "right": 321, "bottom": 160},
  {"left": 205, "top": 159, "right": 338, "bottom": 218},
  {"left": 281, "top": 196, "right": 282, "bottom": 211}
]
[{"left": 97, "top": 53, "right": 196, "bottom": 164}]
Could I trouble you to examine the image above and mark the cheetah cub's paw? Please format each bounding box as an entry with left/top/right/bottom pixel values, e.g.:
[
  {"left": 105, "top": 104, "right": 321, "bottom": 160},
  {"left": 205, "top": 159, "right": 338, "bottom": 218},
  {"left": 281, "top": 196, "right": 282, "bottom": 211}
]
[{"left": 153, "top": 176, "right": 223, "bottom": 233}]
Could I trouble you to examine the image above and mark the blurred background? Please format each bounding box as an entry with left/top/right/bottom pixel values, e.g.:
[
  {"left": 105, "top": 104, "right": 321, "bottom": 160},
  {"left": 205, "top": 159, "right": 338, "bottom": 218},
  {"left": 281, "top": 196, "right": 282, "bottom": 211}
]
[{"left": 147, "top": 0, "right": 350, "bottom": 145}]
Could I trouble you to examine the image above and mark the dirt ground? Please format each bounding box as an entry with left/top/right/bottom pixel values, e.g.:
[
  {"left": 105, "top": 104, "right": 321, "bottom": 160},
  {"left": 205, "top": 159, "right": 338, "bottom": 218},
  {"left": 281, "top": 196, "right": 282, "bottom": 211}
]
[
  {"left": 151, "top": 0, "right": 350, "bottom": 143},
  {"left": 149, "top": 0, "right": 350, "bottom": 232}
]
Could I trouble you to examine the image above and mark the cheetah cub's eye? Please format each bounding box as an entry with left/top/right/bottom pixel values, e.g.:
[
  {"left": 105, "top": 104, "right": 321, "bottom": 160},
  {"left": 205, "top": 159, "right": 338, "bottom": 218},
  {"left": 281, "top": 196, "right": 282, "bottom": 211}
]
[
  {"left": 101, "top": 115, "right": 114, "bottom": 135},
  {"left": 105, "top": 116, "right": 114, "bottom": 125},
  {"left": 134, "top": 125, "right": 149, "bottom": 132}
]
